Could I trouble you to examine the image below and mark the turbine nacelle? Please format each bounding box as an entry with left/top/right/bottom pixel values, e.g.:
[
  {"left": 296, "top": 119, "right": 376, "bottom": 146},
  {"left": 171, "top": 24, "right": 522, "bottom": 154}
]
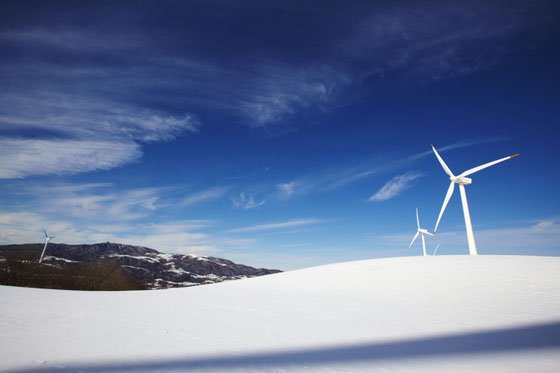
[
  {"left": 418, "top": 228, "right": 434, "bottom": 236},
  {"left": 451, "top": 176, "right": 472, "bottom": 185}
]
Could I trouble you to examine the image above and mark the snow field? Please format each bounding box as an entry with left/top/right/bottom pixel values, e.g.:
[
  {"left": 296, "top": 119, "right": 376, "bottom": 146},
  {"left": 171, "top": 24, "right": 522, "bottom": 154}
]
[{"left": 1, "top": 255, "right": 559, "bottom": 372}]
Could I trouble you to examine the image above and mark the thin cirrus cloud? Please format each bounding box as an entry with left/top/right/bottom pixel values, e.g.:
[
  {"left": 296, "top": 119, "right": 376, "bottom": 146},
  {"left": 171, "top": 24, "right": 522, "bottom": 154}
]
[
  {"left": 275, "top": 138, "right": 504, "bottom": 201},
  {"left": 79, "top": 221, "right": 217, "bottom": 254},
  {"left": 1, "top": 2, "right": 552, "bottom": 141},
  {"left": 231, "top": 193, "right": 265, "bottom": 210},
  {"left": 227, "top": 218, "right": 323, "bottom": 233},
  {"left": 379, "top": 218, "right": 560, "bottom": 253},
  {"left": 340, "top": 1, "right": 554, "bottom": 82},
  {"left": 0, "top": 91, "right": 200, "bottom": 142},
  {"left": 0, "top": 28, "right": 142, "bottom": 52},
  {"left": 407, "top": 137, "right": 509, "bottom": 162},
  {"left": 180, "top": 186, "right": 230, "bottom": 208},
  {"left": 0, "top": 210, "right": 220, "bottom": 255},
  {"left": 0, "top": 26, "right": 340, "bottom": 136},
  {"left": 43, "top": 186, "right": 169, "bottom": 221},
  {"left": 0, "top": 2, "right": 552, "bottom": 182},
  {"left": 276, "top": 182, "right": 298, "bottom": 200},
  {"left": 0, "top": 139, "right": 141, "bottom": 179},
  {"left": 5, "top": 181, "right": 226, "bottom": 225},
  {"left": 0, "top": 211, "right": 74, "bottom": 244},
  {"left": 368, "top": 172, "right": 423, "bottom": 202},
  {"left": 237, "top": 65, "right": 350, "bottom": 129},
  {"left": 0, "top": 90, "right": 199, "bottom": 179}
]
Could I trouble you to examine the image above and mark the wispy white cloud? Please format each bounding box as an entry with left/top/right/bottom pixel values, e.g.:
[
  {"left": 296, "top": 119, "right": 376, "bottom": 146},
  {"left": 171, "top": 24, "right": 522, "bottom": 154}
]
[
  {"left": 8, "top": 182, "right": 171, "bottom": 222},
  {"left": 180, "top": 186, "right": 230, "bottom": 207},
  {"left": 0, "top": 28, "right": 143, "bottom": 52},
  {"left": 0, "top": 88, "right": 199, "bottom": 179},
  {"left": 78, "top": 220, "right": 218, "bottom": 254},
  {"left": 44, "top": 186, "right": 168, "bottom": 220},
  {"left": 228, "top": 218, "right": 323, "bottom": 233},
  {"left": 453, "top": 219, "right": 560, "bottom": 251},
  {"left": 0, "top": 210, "right": 220, "bottom": 255},
  {"left": 40, "top": 183, "right": 115, "bottom": 194},
  {"left": 0, "top": 139, "right": 141, "bottom": 179},
  {"left": 368, "top": 172, "right": 422, "bottom": 202},
  {"left": 341, "top": 1, "right": 548, "bottom": 83},
  {"left": 408, "top": 137, "right": 509, "bottom": 161},
  {"left": 0, "top": 212, "right": 75, "bottom": 243},
  {"left": 231, "top": 193, "right": 265, "bottom": 210},
  {"left": 0, "top": 92, "right": 200, "bottom": 142},
  {"left": 323, "top": 168, "right": 383, "bottom": 191},
  {"left": 276, "top": 182, "right": 298, "bottom": 200},
  {"left": 378, "top": 218, "right": 560, "bottom": 254},
  {"left": 173, "top": 245, "right": 221, "bottom": 255},
  {"left": 274, "top": 138, "right": 507, "bottom": 201},
  {"left": 147, "top": 220, "right": 214, "bottom": 233},
  {"left": 274, "top": 163, "right": 388, "bottom": 201},
  {"left": 238, "top": 65, "right": 350, "bottom": 129},
  {"left": 116, "top": 231, "right": 212, "bottom": 254},
  {"left": 0, "top": 28, "right": 340, "bottom": 137},
  {"left": 1, "top": 2, "right": 555, "bottom": 141},
  {"left": 3, "top": 181, "right": 228, "bottom": 224}
]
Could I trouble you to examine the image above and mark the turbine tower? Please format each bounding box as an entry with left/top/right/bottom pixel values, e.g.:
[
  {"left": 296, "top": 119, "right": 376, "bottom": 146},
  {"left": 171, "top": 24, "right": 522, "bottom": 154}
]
[
  {"left": 39, "top": 230, "right": 55, "bottom": 264},
  {"left": 431, "top": 144, "right": 518, "bottom": 255},
  {"left": 409, "top": 207, "right": 434, "bottom": 256}
]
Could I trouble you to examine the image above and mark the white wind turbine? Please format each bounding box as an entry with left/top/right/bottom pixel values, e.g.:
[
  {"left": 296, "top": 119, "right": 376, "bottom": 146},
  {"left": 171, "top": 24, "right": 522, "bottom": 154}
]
[
  {"left": 409, "top": 207, "right": 434, "bottom": 256},
  {"left": 431, "top": 144, "right": 518, "bottom": 255},
  {"left": 39, "top": 230, "right": 55, "bottom": 264},
  {"left": 432, "top": 243, "right": 440, "bottom": 256}
]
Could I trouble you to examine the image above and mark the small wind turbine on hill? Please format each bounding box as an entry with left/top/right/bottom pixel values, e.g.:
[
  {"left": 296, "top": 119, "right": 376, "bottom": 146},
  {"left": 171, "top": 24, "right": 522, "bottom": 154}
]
[
  {"left": 409, "top": 207, "right": 434, "bottom": 256},
  {"left": 39, "top": 230, "right": 54, "bottom": 264},
  {"left": 431, "top": 144, "right": 518, "bottom": 255}
]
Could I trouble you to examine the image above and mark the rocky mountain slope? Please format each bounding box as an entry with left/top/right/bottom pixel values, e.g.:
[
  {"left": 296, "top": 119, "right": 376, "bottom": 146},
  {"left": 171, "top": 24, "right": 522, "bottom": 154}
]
[{"left": 0, "top": 242, "right": 281, "bottom": 289}]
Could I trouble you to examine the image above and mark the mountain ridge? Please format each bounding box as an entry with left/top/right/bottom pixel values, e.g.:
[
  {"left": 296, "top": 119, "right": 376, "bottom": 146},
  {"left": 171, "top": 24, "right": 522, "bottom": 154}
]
[{"left": 0, "top": 242, "right": 281, "bottom": 289}]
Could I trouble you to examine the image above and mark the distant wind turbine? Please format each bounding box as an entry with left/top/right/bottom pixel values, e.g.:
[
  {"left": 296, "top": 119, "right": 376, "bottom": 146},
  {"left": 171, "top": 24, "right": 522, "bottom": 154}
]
[
  {"left": 39, "top": 230, "right": 55, "bottom": 264},
  {"left": 432, "top": 243, "right": 440, "bottom": 256},
  {"left": 431, "top": 144, "right": 518, "bottom": 255},
  {"left": 409, "top": 207, "right": 434, "bottom": 256}
]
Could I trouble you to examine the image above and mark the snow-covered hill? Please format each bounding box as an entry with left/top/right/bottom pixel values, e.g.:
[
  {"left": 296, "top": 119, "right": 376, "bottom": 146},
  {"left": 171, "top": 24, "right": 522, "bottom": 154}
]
[{"left": 2, "top": 255, "right": 560, "bottom": 372}]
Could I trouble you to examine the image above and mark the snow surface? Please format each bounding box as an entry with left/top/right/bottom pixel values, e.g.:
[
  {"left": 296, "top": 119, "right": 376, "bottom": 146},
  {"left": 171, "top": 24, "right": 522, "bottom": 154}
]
[{"left": 1, "top": 255, "right": 559, "bottom": 372}]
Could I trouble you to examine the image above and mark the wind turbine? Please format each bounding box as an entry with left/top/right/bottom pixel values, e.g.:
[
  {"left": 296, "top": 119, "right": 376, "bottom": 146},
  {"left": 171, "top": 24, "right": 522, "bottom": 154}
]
[
  {"left": 39, "top": 230, "right": 55, "bottom": 264},
  {"left": 432, "top": 243, "right": 440, "bottom": 256},
  {"left": 431, "top": 144, "right": 518, "bottom": 255},
  {"left": 409, "top": 207, "right": 434, "bottom": 256}
]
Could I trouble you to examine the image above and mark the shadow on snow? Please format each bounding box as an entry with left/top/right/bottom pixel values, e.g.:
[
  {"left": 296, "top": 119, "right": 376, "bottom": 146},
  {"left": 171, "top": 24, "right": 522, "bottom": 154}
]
[{"left": 12, "top": 321, "right": 560, "bottom": 372}]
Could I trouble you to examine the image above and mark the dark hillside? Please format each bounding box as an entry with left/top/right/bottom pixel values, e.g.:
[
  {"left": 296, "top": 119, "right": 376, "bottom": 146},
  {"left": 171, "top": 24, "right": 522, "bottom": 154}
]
[{"left": 0, "top": 242, "right": 281, "bottom": 289}]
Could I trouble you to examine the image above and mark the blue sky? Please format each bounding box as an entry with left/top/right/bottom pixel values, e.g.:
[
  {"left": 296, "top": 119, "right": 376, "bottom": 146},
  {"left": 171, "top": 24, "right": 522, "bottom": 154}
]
[{"left": 1, "top": 0, "right": 559, "bottom": 270}]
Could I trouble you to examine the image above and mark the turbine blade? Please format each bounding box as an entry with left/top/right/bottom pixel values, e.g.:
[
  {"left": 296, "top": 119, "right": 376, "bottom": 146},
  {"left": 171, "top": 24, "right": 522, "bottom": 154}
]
[
  {"left": 432, "top": 144, "right": 455, "bottom": 177},
  {"left": 44, "top": 230, "right": 48, "bottom": 238},
  {"left": 409, "top": 232, "right": 419, "bottom": 248},
  {"left": 434, "top": 181, "right": 455, "bottom": 233},
  {"left": 416, "top": 207, "right": 420, "bottom": 229},
  {"left": 460, "top": 154, "right": 519, "bottom": 177},
  {"left": 433, "top": 243, "right": 440, "bottom": 256}
]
